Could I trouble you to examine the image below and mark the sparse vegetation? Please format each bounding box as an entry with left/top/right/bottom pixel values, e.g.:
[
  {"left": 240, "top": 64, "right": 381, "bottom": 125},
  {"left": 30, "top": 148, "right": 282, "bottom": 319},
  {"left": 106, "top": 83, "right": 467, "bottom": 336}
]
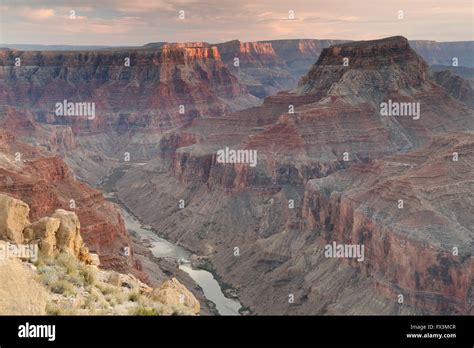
[
  {"left": 128, "top": 291, "right": 140, "bottom": 302},
  {"left": 50, "top": 279, "right": 76, "bottom": 296},
  {"left": 32, "top": 243, "right": 193, "bottom": 316},
  {"left": 46, "top": 303, "right": 63, "bottom": 315},
  {"left": 80, "top": 267, "right": 96, "bottom": 286},
  {"left": 46, "top": 303, "right": 77, "bottom": 316},
  {"left": 129, "top": 306, "right": 159, "bottom": 316},
  {"left": 97, "top": 283, "right": 116, "bottom": 296},
  {"left": 57, "top": 253, "right": 78, "bottom": 276},
  {"left": 84, "top": 290, "right": 100, "bottom": 311}
]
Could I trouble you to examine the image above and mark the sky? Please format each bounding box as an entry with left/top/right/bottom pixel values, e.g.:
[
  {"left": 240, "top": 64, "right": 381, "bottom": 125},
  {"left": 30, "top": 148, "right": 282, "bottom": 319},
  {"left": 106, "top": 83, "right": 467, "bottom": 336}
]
[{"left": 0, "top": 0, "right": 473, "bottom": 45}]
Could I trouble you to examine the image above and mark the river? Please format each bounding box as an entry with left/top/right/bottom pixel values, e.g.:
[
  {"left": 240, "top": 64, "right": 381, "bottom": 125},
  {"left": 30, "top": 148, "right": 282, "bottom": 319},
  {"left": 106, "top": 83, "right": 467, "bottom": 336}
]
[{"left": 117, "top": 204, "right": 242, "bottom": 316}]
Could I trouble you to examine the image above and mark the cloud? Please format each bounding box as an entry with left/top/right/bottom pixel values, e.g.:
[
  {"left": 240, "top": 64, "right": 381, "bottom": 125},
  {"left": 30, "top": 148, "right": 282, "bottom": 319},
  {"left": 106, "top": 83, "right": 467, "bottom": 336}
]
[
  {"left": 62, "top": 16, "right": 139, "bottom": 34},
  {"left": 115, "top": 0, "right": 177, "bottom": 12},
  {"left": 0, "top": 0, "right": 472, "bottom": 45},
  {"left": 6, "top": 7, "right": 57, "bottom": 21}
]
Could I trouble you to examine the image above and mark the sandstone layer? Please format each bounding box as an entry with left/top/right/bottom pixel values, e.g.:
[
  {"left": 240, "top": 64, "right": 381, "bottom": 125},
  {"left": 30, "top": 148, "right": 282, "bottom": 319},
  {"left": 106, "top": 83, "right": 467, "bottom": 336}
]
[
  {"left": 0, "top": 194, "right": 201, "bottom": 316},
  {"left": 1, "top": 35, "right": 473, "bottom": 315},
  {"left": 114, "top": 37, "right": 474, "bottom": 314},
  {"left": 0, "top": 46, "right": 259, "bottom": 132},
  {"left": 0, "top": 129, "right": 136, "bottom": 273}
]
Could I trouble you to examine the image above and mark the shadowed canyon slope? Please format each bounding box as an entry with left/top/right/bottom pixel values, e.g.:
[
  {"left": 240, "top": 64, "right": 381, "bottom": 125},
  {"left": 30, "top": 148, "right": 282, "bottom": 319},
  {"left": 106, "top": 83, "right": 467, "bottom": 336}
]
[
  {"left": 0, "top": 35, "right": 473, "bottom": 315},
  {"left": 0, "top": 45, "right": 260, "bottom": 132},
  {"left": 0, "top": 129, "right": 138, "bottom": 274},
  {"left": 113, "top": 36, "right": 474, "bottom": 314},
  {"left": 142, "top": 39, "right": 474, "bottom": 98}
]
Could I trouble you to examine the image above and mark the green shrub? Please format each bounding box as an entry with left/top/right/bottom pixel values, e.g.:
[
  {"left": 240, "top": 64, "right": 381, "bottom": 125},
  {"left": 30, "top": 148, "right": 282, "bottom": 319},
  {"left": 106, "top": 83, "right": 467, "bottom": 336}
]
[
  {"left": 129, "top": 307, "right": 159, "bottom": 316},
  {"left": 80, "top": 267, "right": 96, "bottom": 286},
  {"left": 46, "top": 303, "right": 77, "bottom": 315},
  {"left": 57, "top": 253, "right": 78, "bottom": 276},
  {"left": 128, "top": 291, "right": 140, "bottom": 302},
  {"left": 97, "top": 283, "right": 116, "bottom": 296},
  {"left": 105, "top": 294, "right": 117, "bottom": 307},
  {"left": 113, "top": 291, "right": 125, "bottom": 305},
  {"left": 84, "top": 292, "right": 99, "bottom": 310},
  {"left": 46, "top": 303, "right": 62, "bottom": 316},
  {"left": 50, "top": 280, "right": 76, "bottom": 297},
  {"left": 39, "top": 268, "right": 58, "bottom": 286}
]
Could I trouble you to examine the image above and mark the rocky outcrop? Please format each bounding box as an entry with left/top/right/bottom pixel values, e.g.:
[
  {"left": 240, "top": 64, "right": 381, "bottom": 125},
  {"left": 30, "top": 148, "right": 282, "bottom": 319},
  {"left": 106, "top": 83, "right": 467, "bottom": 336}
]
[
  {"left": 0, "top": 194, "right": 201, "bottom": 316},
  {"left": 0, "top": 194, "right": 92, "bottom": 263},
  {"left": 0, "top": 247, "right": 200, "bottom": 316},
  {"left": 0, "top": 130, "right": 138, "bottom": 274},
  {"left": 0, "top": 46, "right": 259, "bottom": 132},
  {"left": 151, "top": 277, "right": 201, "bottom": 314},
  {"left": 24, "top": 217, "right": 60, "bottom": 257},
  {"left": 297, "top": 36, "right": 428, "bottom": 98},
  {"left": 300, "top": 133, "right": 474, "bottom": 314},
  {"left": 115, "top": 37, "right": 474, "bottom": 315},
  {"left": 216, "top": 39, "right": 347, "bottom": 98},
  {"left": 0, "top": 193, "right": 29, "bottom": 244},
  {"left": 432, "top": 69, "right": 474, "bottom": 107},
  {"left": 50, "top": 209, "right": 91, "bottom": 262}
]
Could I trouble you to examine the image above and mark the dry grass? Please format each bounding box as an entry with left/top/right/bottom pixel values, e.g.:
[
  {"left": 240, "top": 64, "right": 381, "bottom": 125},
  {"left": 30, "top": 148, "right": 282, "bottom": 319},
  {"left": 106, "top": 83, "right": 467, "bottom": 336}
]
[
  {"left": 34, "top": 251, "right": 180, "bottom": 315},
  {"left": 129, "top": 306, "right": 160, "bottom": 316}
]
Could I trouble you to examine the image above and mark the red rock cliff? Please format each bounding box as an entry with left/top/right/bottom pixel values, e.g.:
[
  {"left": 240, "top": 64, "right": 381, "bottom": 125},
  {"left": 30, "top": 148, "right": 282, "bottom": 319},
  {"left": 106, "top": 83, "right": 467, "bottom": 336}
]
[
  {"left": 0, "top": 129, "right": 141, "bottom": 276},
  {"left": 0, "top": 46, "right": 255, "bottom": 132}
]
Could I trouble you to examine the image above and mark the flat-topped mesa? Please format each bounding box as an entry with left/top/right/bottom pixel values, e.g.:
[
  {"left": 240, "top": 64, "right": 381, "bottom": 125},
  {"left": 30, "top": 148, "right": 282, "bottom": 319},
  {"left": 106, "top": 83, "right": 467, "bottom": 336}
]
[
  {"left": 0, "top": 44, "right": 220, "bottom": 66},
  {"left": 161, "top": 42, "right": 210, "bottom": 48},
  {"left": 161, "top": 45, "right": 221, "bottom": 60},
  {"left": 297, "top": 36, "right": 429, "bottom": 101},
  {"left": 0, "top": 45, "right": 256, "bottom": 131},
  {"left": 317, "top": 36, "right": 420, "bottom": 65},
  {"left": 216, "top": 40, "right": 283, "bottom": 66}
]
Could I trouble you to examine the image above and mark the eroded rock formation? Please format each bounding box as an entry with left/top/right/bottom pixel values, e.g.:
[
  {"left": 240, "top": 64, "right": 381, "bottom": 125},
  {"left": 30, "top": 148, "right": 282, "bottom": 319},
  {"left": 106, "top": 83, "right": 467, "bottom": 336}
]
[
  {"left": 0, "top": 193, "right": 30, "bottom": 244},
  {"left": 0, "top": 130, "right": 136, "bottom": 273},
  {"left": 0, "top": 194, "right": 201, "bottom": 316},
  {"left": 0, "top": 45, "right": 259, "bottom": 132},
  {"left": 114, "top": 36, "right": 474, "bottom": 314},
  {"left": 1, "top": 35, "right": 473, "bottom": 316},
  {"left": 151, "top": 277, "right": 201, "bottom": 314}
]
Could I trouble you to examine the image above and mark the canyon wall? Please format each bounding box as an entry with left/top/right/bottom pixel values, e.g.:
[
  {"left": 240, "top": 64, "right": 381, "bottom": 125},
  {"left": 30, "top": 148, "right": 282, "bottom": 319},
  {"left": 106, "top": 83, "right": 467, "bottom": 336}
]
[
  {"left": 114, "top": 37, "right": 474, "bottom": 314},
  {"left": 1, "top": 35, "right": 473, "bottom": 315},
  {"left": 0, "top": 129, "right": 140, "bottom": 276},
  {"left": 0, "top": 45, "right": 259, "bottom": 132}
]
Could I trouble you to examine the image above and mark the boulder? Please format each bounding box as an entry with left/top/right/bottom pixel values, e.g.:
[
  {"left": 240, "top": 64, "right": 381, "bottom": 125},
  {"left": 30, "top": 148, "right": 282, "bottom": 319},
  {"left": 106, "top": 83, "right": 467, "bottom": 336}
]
[
  {"left": 28, "top": 217, "right": 60, "bottom": 257},
  {"left": 89, "top": 253, "right": 100, "bottom": 266},
  {"left": 51, "top": 209, "right": 91, "bottom": 263},
  {"left": 0, "top": 193, "right": 29, "bottom": 244},
  {"left": 151, "top": 278, "right": 200, "bottom": 314}
]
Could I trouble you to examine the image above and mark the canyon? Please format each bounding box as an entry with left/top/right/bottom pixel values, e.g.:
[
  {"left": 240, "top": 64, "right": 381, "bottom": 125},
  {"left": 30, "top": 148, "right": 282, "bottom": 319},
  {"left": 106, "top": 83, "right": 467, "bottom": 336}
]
[
  {"left": 0, "top": 192, "right": 201, "bottom": 315},
  {"left": 0, "top": 35, "right": 473, "bottom": 315},
  {"left": 110, "top": 37, "right": 473, "bottom": 314},
  {"left": 0, "top": 128, "right": 137, "bottom": 274}
]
